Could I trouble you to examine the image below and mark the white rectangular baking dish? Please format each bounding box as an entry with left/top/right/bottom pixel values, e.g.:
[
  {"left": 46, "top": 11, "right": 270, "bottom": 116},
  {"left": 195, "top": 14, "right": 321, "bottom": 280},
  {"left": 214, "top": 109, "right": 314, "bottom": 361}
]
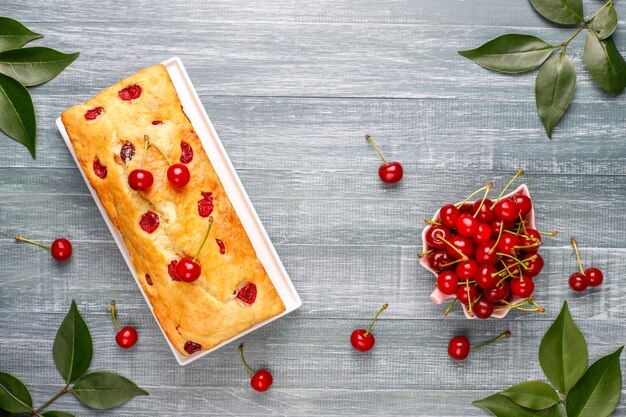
[{"left": 56, "top": 57, "right": 302, "bottom": 366}]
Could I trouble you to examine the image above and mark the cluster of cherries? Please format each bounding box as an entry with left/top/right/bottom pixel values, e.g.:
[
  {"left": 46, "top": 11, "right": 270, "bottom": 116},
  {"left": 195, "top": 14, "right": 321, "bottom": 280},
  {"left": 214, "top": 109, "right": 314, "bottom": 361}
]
[{"left": 421, "top": 170, "right": 554, "bottom": 319}]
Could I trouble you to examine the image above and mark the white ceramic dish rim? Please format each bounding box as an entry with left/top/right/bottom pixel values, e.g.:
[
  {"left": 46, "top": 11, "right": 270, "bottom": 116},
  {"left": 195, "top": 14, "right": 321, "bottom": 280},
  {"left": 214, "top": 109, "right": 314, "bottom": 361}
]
[
  {"left": 56, "top": 57, "right": 302, "bottom": 366},
  {"left": 421, "top": 184, "right": 535, "bottom": 319}
]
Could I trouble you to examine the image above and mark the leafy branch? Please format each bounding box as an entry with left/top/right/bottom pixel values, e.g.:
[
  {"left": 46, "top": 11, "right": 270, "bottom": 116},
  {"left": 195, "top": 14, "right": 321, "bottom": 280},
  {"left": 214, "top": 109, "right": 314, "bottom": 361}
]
[
  {"left": 459, "top": 0, "right": 626, "bottom": 138},
  {"left": 0, "top": 301, "right": 148, "bottom": 417},
  {"left": 474, "top": 301, "right": 623, "bottom": 417},
  {"left": 0, "top": 17, "right": 79, "bottom": 158}
]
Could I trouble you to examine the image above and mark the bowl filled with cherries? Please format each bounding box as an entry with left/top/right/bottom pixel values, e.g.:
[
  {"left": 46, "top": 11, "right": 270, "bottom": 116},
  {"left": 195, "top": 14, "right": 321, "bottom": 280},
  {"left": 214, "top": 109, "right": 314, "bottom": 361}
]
[{"left": 420, "top": 170, "right": 557, "bottom": 319}]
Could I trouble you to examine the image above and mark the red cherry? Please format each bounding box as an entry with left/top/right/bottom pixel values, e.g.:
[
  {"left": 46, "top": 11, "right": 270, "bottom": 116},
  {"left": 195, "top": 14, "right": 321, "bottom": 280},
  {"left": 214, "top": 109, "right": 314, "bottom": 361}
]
[
  {"left": 437, "top": 270, "right": 459, "bottom": 295},
  {"left": 439, "top": 204, "right": 460, "bottom": 229},
  {"left": 93, "top": 159, "right": 107, "bottom": 179},
  {"left": 493, "top": 199, "right": 520, "bottom": 222},
  {"left": 569, "top": 272, "right": 588, "bottom": 292},
  {"left": 139, "top": 211, "right": 160, "bottom": 233},
  {"left": 455, "top": 214, "right": 479, "bottom": 237},
  {"left": 522, "top": 253, "right": 544, "bottom": 277},
  {"left": 445, "top": 235, "right": 475, "bottom": 260},
  {"left": 456, "top": 260, "right": 478, "bottom": 280},
  {"left": 448, "top": 336, "right": 470, "bottom": 360},
  {"left": 473, "top": 199, "right": 495, "bottom": 223},
  {"left": 455, "top": 284, "right": 478, "bottom": 305},
  {"left": 180, "top": 141, "right": 194, "bottom": 164},
  {"left": 585, "top": 267, "right": 603, "bottom": 287},
  {"left": 425, "top": 249, "right": 455, "bottom": 272},
  {"left": 167, "top": 163, "right": 191, "bottom": 188},
  {"left": 184, "top": 341, "right": 202, "bottom": 354},
  {"left": 378, "top": 162, "right": 404, "bottom": 184},
  {"left": 483, "top": 281, "right": 510, "bottom": 302},
  {"left": 519, "top": 229, "right": 541, "bottom": 252},
  {"left": 110, "top": 300, "right": 138, "bottom": 349},
  {"left": 236, "top": 282, "right": 257, "bottom": 304},
  {"left": 250, "top": 369, "right": 273, "bottom": 392},
  {"left": 350, "top": 304, "right": 387, "bottom": 352},
  {"left": 175, "top": 258, "right": 201, "bottom": 283},
  {"left": 128, "top": 169, "right": 154, "bottom": 191},
  {"left": 365, "top": 134, "right": 403, "bottom": 184},
  {"left": 513, "top": 194, "right": 533, "bottom": 217},
  {"left": 474, "top": 243, "right": 498, "bottom": 265},
  {"left": 473, "top": 298, "right": 494, "bottom": 319},
  {"left": 120, "top": 141, "right": 135, "bottom": 163},
  {"left": 50, "top": 238, "right": 72, "bottom": 261},
  {"left": 116, "top": 326, "right": 138, "bottom": 349},
  {"left": 496, "top": 232, "right": 519, "bottom": 255},
  {"left": 14, "top": 236, "right": 72, "bottom": 262},
  {"left": 118, "top": 84, "right": 142, "bottom": 101},
  {"left": 510, "top": 276, "right": 535, "bottom": 298},
  {"left": 490, "top": 219, "right": 514, "bottom": 238},
  {"left": 472, "top": 222, "right": 492, "bottom": 245},
  {"left": 475, "top": 265, "right": 499, "bottom": 289},
  {"left": 84, "top": 106, "right": 103, "bottom": 120},
  {"left": 425, "top": 225, "right": 452, "bottom": 249}
]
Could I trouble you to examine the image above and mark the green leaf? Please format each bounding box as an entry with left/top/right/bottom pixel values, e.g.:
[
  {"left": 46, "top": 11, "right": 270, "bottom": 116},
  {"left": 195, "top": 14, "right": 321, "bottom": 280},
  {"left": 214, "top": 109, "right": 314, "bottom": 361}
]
[
  {"left": 459, "top": 34, "right": 556, "bottom": 73},
  {"left": 539, "top": 300, "right": 587, "bottom": 393},
  {"left": 71, "top": 371, "right": 148, "bottom": 410},
  {"left": 42, "top": 412, "right": 76, "bottom": 417},
  {"left": 529, "top": 0, "right": 584, "bottom": 25},
  {"left": 583, "top": 30, "right": 626, "bottom": 95},
  {"left": 53, "top": 300, "right": 93, "bottom": 384},
  {"left": 0, "top": 17, "right": 42, "bottom": 52},
  {"left": 0, "top": 47, "right": 79, "bottom": 87},
  {"left": 0, "top": 372, "right": 32, "bottom": 413},
  {"left": 501, "top": 381, "right": 560, "bottom": 410},
  {"left": 473, "top": 393, "right": 565, "bottom": 417},
  {"left": 535, "top": 51, "right": 576, "bottom": 138},
  {"left": 565, "top": 346, "right": 623, "bottom": 417},
  {"left": 0, "top": 72, "right": 36, "bottom": 158},
  {"left": 592, "top": 4, "right": 618, "bottom": 40}
]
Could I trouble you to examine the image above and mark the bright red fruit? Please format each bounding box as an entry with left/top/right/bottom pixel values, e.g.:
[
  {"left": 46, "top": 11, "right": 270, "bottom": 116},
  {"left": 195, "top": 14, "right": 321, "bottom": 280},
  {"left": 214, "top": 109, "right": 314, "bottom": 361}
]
[
  {"left": 437, "top": 270, "right": 458, "bottom": 295},
  {"left": 84, "top": 106, "right": 103, "bottom": 120},
  {"left": 446, "top": 235, "right": 475, "bottom": 260},
  {"left": 116, "top": 326, "right": 138, "bottom": 349},
  {"left": 175, "top": 258, "right": 201, "bottom": 283},
  {"left": 473, "top": 199, "right": 495, "bottom": 223},
  {"left": 128, "top": 169, "right": 154, "bottom": 191},
  {"left": 439, "top": 204, "right": 460, "bottom": 229},
  {"left": 510, "top": 276, "right": 534, "bottom": 298},
  {"left": 456, "top": 260, "right": 478, "bottom": 280},
  {"left": 425, "top": 225, "right": 451, "bottom": 249},
  {"left": 522, "top": 253, "right": 544, "bottom": 277},
  {"left": 472, "top": 222, "right": 492, "bottom": 245},
  {"left": 378, "top": 162, "right": 403, "bottom": 184},
  {"left": 93, "top": 159, "right": 107, "bottom": 178},
  {"left": 585, "top": 267, "right": 603, "bottom": 287},
  {"left": 474, "top": 243, "right": 498, "bottom": 265},
  {"left": 350, "top": 304, "right": 388, "bottom": 352},
  {"left": 236, "top": 282, "right": 257, "bottom": 304},
  {"left": 569, "top": 272, "right": 588, "bottom": 292},
  {"left": 513, "top": 194, "right": 533, "bottom": 217},
  {"left": 475, "top": 265, "right": 499, "bottom": 289},
  {"left": 493, "top": 199, "right": 520, "bottom": 222},
  {"left": 473, "top": 298, "right": 494, "bottom": 319},
  {"left": 448, "top": 336, "right": 470, "bottom": 360},
  {"left": 51, "top": 238, "right": 72, "bottom": 261},
  {"left": 456, "top": 284, "right": 478, "bottom": 305},
  {"left": 139, "top": 211, "right": 160, "bottom": 233},
  {"left": 456, "top": 214, "right": 478, "bottom": 237},
  {"left": 483, "top": 281, "right": 510, "bottom": 302},
  {"left": 118, "top": 84, "right": 142, "bottom": 101},
  {"left": 167, "top": 163, "right": 191, "bottom": 188},
  {"left": 238, "top": 344, "right": 273, "bottom": 392}
]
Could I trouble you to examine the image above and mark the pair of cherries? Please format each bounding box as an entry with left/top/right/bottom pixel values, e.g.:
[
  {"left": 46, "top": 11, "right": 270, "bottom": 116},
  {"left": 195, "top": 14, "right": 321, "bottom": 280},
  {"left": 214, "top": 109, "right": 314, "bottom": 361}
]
[
  {"left": 128, "top": 136, "right": 190, "bottom": 191},
  {"left": 569, "top": 237, "right": 604, "bottom": 292}
]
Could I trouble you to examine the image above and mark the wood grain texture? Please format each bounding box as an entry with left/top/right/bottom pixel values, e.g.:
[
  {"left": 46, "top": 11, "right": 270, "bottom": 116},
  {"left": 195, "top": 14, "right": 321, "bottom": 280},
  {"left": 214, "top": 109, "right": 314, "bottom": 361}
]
[{"left": 1, "top": 0, "right": 626, "bottom": 416}]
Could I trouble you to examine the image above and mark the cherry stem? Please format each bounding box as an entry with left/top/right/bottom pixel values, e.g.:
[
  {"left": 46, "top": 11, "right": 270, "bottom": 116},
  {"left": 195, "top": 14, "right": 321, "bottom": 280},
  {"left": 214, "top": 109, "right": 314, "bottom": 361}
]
[
  {"left": 109, "top": 300, "right": 121, "bottom": 331},
  {"left": 435, "top": 234, "right": 469, "bottom": 261},
  {"left": 493, "top": 169, "right": 524, "bottom": 206},
  {"left": 443, "top": 298, "right": 456, "bottom": 316},
  {"left": 141, "top": 137, "right": 149, "bottom": 169},
  {"left": 571, "top": 237, "right": 585, "bottom": 275},
  {"left": 489, "top": 222, "right": 504, "bottom": 254},
  {"left": 494, "top": 256, "right": 535, "bottom": 277},
  {"left": 470, "top": 331, "right": 511, "bottom": 350},
  {"left": 193, "top": 216, "right": 214, "bottom": 262},
  {"left": 540, "top": 230, "right": 559, "bottom": 236},
  {"left": 418, "top": 249, "right": 433, "bottom": 258},
  {"left": 14, "top": 235, "right": 50, "bottom": 250},
  {"left": 456, "top": 183, "right": 491, "bottom": 208},
  {"left": 145, "top": 135, "right": 172, "bottom": 166},
  {"left": 237, "top": 344, "right": 255, "bottom": 376},
  {"left": 440, "top": 258, "right": 463, "bottom": 268},
  {"left": 365, "top": 134, "right": 388, "bottom": 165},
  {"left": 465, "top": 280, "right": 473, "bottom": 315},
  {"left": 424, "top": 219, "right": 442, "bottom": 226},
  {"left": 472, "top": 182, "right": 493, "bottom": 217},
  {"left": 364, "top": 304, "right": 388, "bottom": 337}
]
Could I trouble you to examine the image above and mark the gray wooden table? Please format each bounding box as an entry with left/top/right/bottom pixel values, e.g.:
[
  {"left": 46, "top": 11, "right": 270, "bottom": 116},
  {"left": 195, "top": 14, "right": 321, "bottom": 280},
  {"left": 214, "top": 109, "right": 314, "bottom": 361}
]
[{"left": 1, "top": 1, "right": 625, "bottom": 416}]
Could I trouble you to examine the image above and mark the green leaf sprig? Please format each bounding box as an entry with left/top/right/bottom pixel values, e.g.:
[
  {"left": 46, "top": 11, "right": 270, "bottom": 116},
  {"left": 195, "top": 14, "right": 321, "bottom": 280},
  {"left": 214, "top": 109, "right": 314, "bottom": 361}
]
[
  {"left": 0, "top": 17, "right": 79, "bottom": 158},
  {"left": 474, "top": 301, "right": 623, "bottom": 417},
  {"left": 459, "top": 0, "right": 626, "bottom": 138},
  {"left": 0, "top": 301, "right": 148, "bottom": 416}
]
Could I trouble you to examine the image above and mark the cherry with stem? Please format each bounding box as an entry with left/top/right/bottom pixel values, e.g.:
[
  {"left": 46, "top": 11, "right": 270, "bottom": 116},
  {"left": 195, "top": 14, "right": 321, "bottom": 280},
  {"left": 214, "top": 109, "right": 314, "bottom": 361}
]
[
  {"left": 143, "top": 135, "right": 191, "bottom": 188},
  {"left": 238, "top": 344, "right": 273, "bottom": 392},
  {"left": 14, "top": 235, "right": 72, "bottom": 261},
  {"left": 175, "top": 216, "right": 214, "bottom": 283},
  {"left": 109, "top": 300, "right": 138, "bottom": 349},
  {"left": 350, "top": 304, "right": 388, "bottom": 352},
  {"left": 365, "top": 134, "right": 403, "bottom": 184},
  {"left": 448, "top": 331, "right": 511, "bottom": 361}
]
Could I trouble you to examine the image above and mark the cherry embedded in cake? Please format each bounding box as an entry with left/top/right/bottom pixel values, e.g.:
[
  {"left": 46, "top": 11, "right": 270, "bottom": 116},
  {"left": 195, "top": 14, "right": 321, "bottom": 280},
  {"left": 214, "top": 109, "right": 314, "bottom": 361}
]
[
  {"left": 167, "top": 260, "right": 181, "bottom": 281},
  {"left": 118, "top": 84, "right": 142, "bottom": 101},
  {"left": 93, "top": 159, "right": 108, "bottom": 178},
  {"left": 180, "top": 141, "right": 193, "bottom": 164},
  {"left": 420, "top": 170, "right": 554, "bottom": 319},
  {"left": 84, "top": 106, "right": 103, "bottom": 120},
  {"left": 236, "top": 282, "right": 257, "bottom": 305},
  {"left": 139, "top": 211, "right": 160, "bottom": 233},
  {"left": 145, "top": 273, "right": 153, "bottom": 286},
  {"left": 216, "top": 238, "right": 226, "bottom": 254},
  {"left": 120, "top": 141, "right": 135, "bottom": 163},
  {"left": 184, "top": 340, "right": 202, "bottom": 355},
  {"left": 152, "top": 120, "right": 163, "bottom": 125},
  {"left": 198, "top": 192, "right": 214, "bottom": 217}
]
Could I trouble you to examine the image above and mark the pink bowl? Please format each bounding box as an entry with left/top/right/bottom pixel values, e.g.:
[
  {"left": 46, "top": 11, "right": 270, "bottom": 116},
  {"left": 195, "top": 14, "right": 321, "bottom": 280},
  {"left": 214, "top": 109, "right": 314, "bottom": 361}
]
[{"left": 421, "top": 184, "right": 535, "bottom": 319}]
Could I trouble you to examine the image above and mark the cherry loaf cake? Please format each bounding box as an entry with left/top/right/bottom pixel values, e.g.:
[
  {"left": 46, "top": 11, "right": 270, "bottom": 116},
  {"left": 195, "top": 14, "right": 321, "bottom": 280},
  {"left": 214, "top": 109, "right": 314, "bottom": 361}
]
[{"left": 61, "top": 64, "right": 285, "bottom": 355}]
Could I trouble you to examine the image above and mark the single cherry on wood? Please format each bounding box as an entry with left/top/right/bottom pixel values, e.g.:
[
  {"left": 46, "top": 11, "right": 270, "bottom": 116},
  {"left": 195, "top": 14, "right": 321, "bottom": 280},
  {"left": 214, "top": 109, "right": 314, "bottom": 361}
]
[
  {"left": 109, "top": 300, "right": 138, "bottom": 349},
  {"left": 238, "top": 344, "right": 273, "bottom": 392},
  {"left": 570, "top": 237, "right": 603, "bottom": 291},
  {"left": 350, "top": 304, "right": 388, "bottom": 352},
  {"left": 365, "top": 134, "right": 403, "bottom": 184},
  {"left": 14, "top": 235, "right": 72, "bottom": 261},
  {"left": 175, "top": 216, "right": 214, "bottom": 283},
  {"left": 448, "top": 331, "right": 511, "bottom": 361}
]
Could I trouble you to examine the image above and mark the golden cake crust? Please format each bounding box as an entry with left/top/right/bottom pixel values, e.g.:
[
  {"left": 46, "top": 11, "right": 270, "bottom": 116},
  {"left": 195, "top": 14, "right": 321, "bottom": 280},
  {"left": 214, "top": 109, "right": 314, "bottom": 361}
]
[{"left": 61, "top": 64, "right": 285, "bottom": 355}]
